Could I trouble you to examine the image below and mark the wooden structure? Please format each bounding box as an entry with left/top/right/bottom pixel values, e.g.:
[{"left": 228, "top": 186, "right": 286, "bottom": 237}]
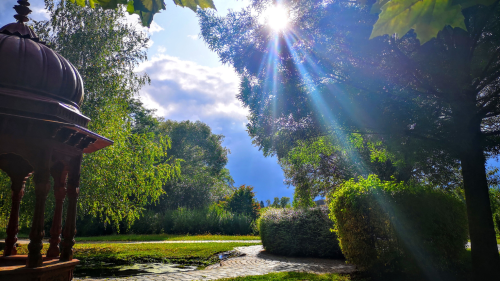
[{"left": 0, "top": 1, "right": 112, "bottom": 280}]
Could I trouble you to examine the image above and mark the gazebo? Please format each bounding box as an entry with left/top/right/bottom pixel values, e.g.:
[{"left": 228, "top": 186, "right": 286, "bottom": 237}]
[{"left": 0, "top": 0, "right": 113, "bottom": 280}]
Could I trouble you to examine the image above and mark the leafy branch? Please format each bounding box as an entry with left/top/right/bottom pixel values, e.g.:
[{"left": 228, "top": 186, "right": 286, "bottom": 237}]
[
  {"left": 68, "top": 0, "right": 215, "bottom": 27},
  {"left": 369, "top": 0, "right": 498, "bottom": 44}
]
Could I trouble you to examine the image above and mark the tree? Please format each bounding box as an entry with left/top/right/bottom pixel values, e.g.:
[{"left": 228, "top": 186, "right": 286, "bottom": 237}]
[
  {"left": 30, "top": 1, "right": 180, "bottom": 227},
  {"left": 152, "top": 120, "right": 232, "bottom": 210},
  {"left": 279, "top": 197, "right": 290, "bottom": 208},
  {"left": 64, "top": 0, "right": 216, "bottom": 27},
  {"left": 199, "top": 0, "right": 500, "bottom": 278},
  {"left": 219, "top": 185, "right": 260, "bottom": 220},
  {"left": 271, "top": 197, "right": 280, "bottom": 208},
  {"left": 281, "top": 135, "right": 463, "bottom": 205},
  {"left": 260, "top": 201, "right": 265, "bottom": 208}
]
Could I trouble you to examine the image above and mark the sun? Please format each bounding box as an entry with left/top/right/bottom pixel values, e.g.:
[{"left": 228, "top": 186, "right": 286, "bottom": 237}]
[{"left": 263, "top": 6, "right": 289, "bottom": 32}]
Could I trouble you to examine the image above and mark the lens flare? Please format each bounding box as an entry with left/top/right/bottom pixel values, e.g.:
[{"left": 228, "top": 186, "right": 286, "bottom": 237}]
[{"left": 263, "top": 6, "right": 289, "bottom": 32}]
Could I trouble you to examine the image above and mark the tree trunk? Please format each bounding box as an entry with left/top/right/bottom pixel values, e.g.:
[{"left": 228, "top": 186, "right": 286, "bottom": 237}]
[{"left": 460, "top": 136, "right": 500, "bottom": 280}]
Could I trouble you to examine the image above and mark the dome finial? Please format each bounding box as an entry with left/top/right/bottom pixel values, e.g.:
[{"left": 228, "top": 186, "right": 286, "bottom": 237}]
[{"left": 14, "top": 0, "right": 32, "bottom": 23}]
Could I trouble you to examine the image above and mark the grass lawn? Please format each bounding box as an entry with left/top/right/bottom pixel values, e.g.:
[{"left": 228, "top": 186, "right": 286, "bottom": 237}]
[
  {"left": 74, "top": 234, "right": 260, "bottom": 242},
  {"left": 3, "top": 242, "right": 260, "bottom": 267},
  {"left": 218, "top": 272, "right": 360, "bottom": 281}
]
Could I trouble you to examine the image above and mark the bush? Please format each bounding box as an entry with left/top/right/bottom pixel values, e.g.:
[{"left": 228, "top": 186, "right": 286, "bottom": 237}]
[
  {"left": 219, "top": 185, "right": 260, "bottom": 220},
  {"left": 490, "top": 188, "right": 500, "bottom": 235},
  {"left": 75, "top": 205, "right": 256, "bottom": 236},
  {"left": 128, "top": 206, "right": 255, "bottom": 235},
  {"left": 329, "top": 175, "right": 468, "bottom": 276},
  {"left": 259, "top": 207, "right": 342, "bottom": 258}
]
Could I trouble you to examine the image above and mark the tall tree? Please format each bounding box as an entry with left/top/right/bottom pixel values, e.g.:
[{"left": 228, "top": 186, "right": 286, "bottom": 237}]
[
  {"left": 199, "top": 0, "right": 500, "bottom": 278},
  {"left": 31, "top": 1, "right": 179, "bottom": 227},
  {"left": 219, "top": 185, "right": 260, "bottom": 220},
  {"left": 152, "top": 120, "right": 232, "bottom": 210}
]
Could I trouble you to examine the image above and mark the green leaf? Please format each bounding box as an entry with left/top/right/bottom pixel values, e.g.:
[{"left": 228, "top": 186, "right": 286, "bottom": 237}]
[
  {"left": 370, "top": 0, "right": 467, "bottom": 44},
  {"left": 127, "top": 0, "right": 135, "bottom": 13},
  {"left": 173, "top": 0, "right": 216, "bottom": 12},
  {"left": 452, "top": 0, "right": 497, "bottom": 8},
  {"left": 75, "top": 0, "right": 87, "bottom": 7},
  {"left": 132, "top": 0, "right": 166, "bottom": 27},
  {"left": 95, "top": 0, "right": 129, "bottom": 9}
]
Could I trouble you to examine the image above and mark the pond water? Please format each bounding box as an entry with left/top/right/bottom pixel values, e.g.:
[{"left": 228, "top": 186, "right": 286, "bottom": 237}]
[{"left": 74, "top": 263, "right": 199, "bottom": 278}]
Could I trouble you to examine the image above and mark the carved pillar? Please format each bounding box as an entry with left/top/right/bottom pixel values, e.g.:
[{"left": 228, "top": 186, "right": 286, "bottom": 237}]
[
  {"left": 3, "top": 173, "right": 30, "bottom": 256},
  {"left": 60, "top": 156, "right": 81, "bottom": 261},
  {"left": 46, "top": 164, "right": 67, "bottom": 258},
  {"left": 27, "top": 169, "right": 51, "bottom": 268}
]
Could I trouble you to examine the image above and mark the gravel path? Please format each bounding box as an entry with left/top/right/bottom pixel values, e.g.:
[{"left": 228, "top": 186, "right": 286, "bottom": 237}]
[{"left": 74, "top": 245, "right": 356, "bottom": 281}]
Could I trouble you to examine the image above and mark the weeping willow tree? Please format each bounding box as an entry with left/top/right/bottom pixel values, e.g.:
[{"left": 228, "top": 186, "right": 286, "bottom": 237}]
[{"left": 0, "top": 0, "right": 180, "bottom": 233}]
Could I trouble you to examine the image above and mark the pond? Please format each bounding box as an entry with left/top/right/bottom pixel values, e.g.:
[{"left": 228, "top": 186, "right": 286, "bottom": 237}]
[{"left": 74, "top": 262, "right": 199, "bottom": 278}]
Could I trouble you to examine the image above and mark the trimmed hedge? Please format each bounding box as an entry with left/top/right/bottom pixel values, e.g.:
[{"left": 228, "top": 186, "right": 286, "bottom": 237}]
[
  {"left": 329, "top": 175, "right": 468, "bottom": 275},
  {"left": 259, "top": 207, "right": 343, "bottom": 258},
  {"left": 130, "top": 207, "right": 255, "bottom": 235}
]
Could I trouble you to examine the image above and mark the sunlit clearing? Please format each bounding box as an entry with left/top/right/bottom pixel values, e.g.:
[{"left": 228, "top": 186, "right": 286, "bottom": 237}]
[{"left": 263, "top": 6, "right": 289, "bottom": 32}]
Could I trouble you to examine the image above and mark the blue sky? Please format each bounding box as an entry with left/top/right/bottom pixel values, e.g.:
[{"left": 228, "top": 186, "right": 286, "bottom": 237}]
[{"left": 0, "top": 0, "right": 294, "bottom": 203}]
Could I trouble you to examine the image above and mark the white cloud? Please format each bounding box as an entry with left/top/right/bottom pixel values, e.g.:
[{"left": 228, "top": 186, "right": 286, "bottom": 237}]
[
  {"left": 148, "top": 21, "right": 164, "bottom": 34},
  {"left": 157, "top": 46, "right": 167, "bottom": 54},
  {"left": 31, "top": 8, "right": 50, "bottom": 20},
  {"left": 187, "top": 34, "right": 198, "bottom": 40},
  {"left": 136, "top": 55, "right": 248, "bottom": 123}
]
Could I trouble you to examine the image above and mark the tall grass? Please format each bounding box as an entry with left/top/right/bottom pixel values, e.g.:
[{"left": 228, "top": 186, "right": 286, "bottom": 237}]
[{"left": 130, "top": 206, "right": 255, "bottom": 235}]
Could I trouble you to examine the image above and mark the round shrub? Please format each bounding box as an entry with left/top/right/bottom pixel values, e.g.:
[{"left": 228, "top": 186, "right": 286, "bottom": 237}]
[
  {"left": 329, "top": 175, "right": 468, "bottom": 275},
  {"left": 259, "top": 207, "right": 343, "bottom": 258}
]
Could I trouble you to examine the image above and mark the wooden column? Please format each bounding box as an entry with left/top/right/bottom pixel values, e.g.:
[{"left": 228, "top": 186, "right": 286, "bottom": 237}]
[
  {"left": 27, "top": 168, "right": 51, "bottom": 268},
  {"left": 46, "top": 163, "right": 67, "bottom": 258},
  {"left": 60, "top": 156, "right": 81, "bottom": 261},
  {"left": 3, "top": 173, "right": 30, "bottom": 256}
]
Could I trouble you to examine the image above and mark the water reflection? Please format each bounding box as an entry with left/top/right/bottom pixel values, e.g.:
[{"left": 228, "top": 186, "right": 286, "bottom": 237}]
[{"left": 74, "top": 263, "right": 198, "bottom": 278}]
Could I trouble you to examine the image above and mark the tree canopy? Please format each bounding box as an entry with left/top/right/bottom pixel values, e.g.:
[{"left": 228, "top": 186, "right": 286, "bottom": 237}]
[
  {"left": 199, "top": 0, "right": 500, "bottom": 278},
  {"left": 28, "top": 1, "right": 179, "bottom": 227},
  {"left": 151, "top": 120, "right": 233, "bottom": 210}
]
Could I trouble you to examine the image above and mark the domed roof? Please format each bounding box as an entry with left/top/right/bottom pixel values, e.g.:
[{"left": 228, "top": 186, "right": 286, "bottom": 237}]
[{"left": 0, "top": 1, "right": 84, "bottom": 109}]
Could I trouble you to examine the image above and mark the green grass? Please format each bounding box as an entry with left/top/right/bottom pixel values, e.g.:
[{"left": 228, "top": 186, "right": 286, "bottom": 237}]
[
  {"left": 218, "top": 272, "right": 359, "bottom": 281},
  {"left": 74, "top": 234, "right": 260, "bottom": 242},
  {"left": 3, "top": 242, "right": 260, "bottom": 267}
]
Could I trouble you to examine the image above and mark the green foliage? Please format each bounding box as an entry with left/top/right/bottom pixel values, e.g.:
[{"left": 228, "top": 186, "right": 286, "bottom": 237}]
[
  {"left": 259, "top": 207, "right": 343, "bottom": 258},
  {"left": 328, "top": 175, "right": 468, "bottom": 275},
  {"left": 66, "top": 0, "right": 215, "bottom": 27},
  {"left": 75, "top": 234, "right": 259, "bottom": 241},
  {"left": 266, "top": 196, "right": 291, "bottom": 208},
  {"left": 219, "top": 185, "right": 260, "bottom": 220},
  {"left": 154, "top": 120, "right": 232, "bottom": 210},
  {"left": 75, "top": 206, "right": 256, "bottom": 236},
  {"left": 27, "top": 1, "right": 180, "bottom": 228},
  {"left": 490, "top": 188, "right": 500, "bottom": 235},
  {"left": 199, "top": 2, "right": 500, "bottom": 275},
  {"left": 279, "top": 197, "right": 290, "bottom": 208},
  {"left": 370, "top": 0, "right": 466, "bottom": 44},
  {"left": 369, "top": 0, "right": 497, "bottom": 44}
]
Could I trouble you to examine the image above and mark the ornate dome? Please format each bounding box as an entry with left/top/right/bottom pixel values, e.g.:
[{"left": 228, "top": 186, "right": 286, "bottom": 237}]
[{"left": 0, "top": 1, "right": 84, "bottom": 109}]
